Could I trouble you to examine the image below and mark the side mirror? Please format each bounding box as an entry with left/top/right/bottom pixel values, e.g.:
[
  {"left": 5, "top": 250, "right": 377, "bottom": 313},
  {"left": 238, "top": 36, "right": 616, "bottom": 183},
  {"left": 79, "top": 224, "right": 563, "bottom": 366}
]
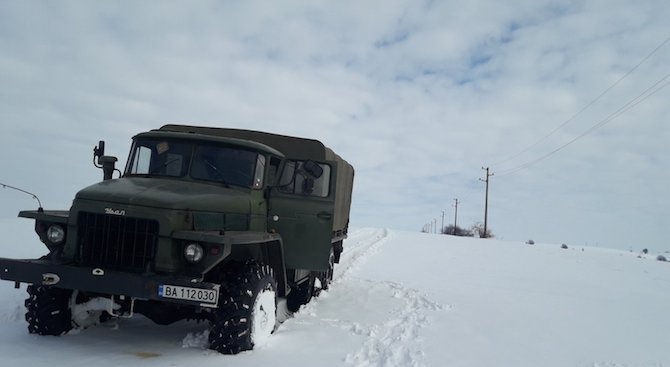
[
  {"left": 93, "top": 140, "right": 118, "bottom": 180},
  {"left": 93, "top": 141, "right": 105, "bottom": 165},
  {"left": 303, "top": 160, "right": 323, "bottom": 178}
]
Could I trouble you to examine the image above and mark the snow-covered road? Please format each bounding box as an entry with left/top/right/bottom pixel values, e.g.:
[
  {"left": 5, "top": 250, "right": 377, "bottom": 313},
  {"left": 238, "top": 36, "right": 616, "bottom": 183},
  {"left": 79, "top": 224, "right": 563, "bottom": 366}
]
[{"left": 1, "top": 228, "right": 669, "bottom": 367}]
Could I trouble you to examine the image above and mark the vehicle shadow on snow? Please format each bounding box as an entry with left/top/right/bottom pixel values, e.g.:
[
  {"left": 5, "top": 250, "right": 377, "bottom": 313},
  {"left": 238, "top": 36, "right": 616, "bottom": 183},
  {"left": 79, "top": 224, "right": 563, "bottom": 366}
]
[{"left": 1, "top": 308, "right": 217, "bottom": 363}]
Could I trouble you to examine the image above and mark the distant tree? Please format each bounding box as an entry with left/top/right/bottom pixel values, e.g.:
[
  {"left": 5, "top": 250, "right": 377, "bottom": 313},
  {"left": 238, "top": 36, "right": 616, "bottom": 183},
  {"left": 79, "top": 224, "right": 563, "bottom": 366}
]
[
  {"left": 471, "top": 222, "right": 494, "bottom": 238},
  {"left": 442, "top": 224, "right": 473, "bottom": 237}
]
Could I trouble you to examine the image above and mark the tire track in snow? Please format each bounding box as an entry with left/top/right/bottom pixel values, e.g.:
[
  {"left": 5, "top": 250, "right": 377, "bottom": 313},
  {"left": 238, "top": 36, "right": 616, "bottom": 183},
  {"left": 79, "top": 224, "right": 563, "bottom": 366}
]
[
  {"left": 333, "top": 228, "right": 391, "bottom": 283},
  {"left": 311, "top": 228, "right": 446, "bottom": 367},
  {"left": 343, "top": 280, "right": 444, "bottom": 367}
]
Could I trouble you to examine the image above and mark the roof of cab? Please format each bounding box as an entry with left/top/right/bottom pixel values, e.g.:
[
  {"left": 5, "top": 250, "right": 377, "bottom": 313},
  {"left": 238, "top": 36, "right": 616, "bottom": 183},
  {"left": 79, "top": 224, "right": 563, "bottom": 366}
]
[
  {"left": 157, "top": 124, "right": 329, "bottom": 161},
  {"left": 134, "top": 129, "right": 285, "bottom": 157}
]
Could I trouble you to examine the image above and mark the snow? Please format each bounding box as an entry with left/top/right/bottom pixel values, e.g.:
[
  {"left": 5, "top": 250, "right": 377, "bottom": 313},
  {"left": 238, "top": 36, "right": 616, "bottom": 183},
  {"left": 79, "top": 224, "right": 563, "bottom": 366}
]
[
  {"left": 70, "top": 295, "right": 119, "bottom": 329},
  {"left": 1, "top": 227, "right": 669, "bottom": 366},
  {"left": 251, "top": 289, "right": 277, "bottom": 346}
]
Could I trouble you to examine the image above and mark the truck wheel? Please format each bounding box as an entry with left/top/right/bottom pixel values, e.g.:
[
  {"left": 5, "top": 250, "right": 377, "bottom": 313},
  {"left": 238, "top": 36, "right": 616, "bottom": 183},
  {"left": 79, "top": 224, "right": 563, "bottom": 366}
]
[
  {"left": 286, "top": 274, "right": 315, "bottom": 312},
  {"left": 24, "top": 285, "right": 73, "bottom": 336},
  {"left": 209, "top": 261, "right": 277, "bottom": 354},
  {"left": 315, "top": 247, "right": 335, "bottom": 293}
]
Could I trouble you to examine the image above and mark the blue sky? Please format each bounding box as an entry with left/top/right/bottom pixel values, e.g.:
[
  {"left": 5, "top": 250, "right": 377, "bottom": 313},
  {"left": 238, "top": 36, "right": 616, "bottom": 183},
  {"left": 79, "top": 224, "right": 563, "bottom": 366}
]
[{"left": 1, "top": 0, "right": 668, "bottom": 251}]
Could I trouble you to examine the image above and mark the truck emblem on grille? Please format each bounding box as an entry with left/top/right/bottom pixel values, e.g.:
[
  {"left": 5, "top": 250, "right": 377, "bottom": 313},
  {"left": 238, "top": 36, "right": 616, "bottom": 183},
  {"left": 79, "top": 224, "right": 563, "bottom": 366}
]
[{"left": 105, "top": 208, "right": 126, "bottom": 216}]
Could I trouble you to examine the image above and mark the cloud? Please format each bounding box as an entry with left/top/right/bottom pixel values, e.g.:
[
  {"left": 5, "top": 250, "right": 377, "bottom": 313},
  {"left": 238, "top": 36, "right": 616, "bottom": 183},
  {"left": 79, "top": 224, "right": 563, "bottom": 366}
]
[{"left": 0, "top": 0, "right": 668, "bottom": 251}]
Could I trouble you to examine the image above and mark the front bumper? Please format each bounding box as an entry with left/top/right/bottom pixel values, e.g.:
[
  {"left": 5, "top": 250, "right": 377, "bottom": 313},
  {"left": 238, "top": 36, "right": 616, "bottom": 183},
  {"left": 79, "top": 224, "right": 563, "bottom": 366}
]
[{"left": 0, "top": 257, "right": 220, "bottom": 308}]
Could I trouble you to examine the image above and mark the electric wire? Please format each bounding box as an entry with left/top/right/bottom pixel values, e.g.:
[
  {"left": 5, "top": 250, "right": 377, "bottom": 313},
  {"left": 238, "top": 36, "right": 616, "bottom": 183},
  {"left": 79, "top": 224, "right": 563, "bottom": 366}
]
[
  {"left": 492, "top": 35, "right": 670, "bottom": 168},
  {"left": 495, "top": 73, "right": 670, "bottom": 177}
]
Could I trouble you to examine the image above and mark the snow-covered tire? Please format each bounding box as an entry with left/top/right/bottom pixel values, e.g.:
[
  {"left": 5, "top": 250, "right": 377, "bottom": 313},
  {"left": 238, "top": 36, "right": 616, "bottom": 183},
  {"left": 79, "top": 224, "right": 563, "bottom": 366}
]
[
  {"left": 209, "top": 261, "right": 277, "bottom": 354},
  {"left": 24, "top": 285, "right": 73, "bottom": 336}
]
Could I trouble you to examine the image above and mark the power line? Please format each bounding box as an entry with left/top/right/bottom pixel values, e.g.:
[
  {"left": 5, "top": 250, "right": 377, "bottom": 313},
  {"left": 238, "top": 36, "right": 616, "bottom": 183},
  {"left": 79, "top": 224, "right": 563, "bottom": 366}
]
[
  {"left": 495, "top": 73, "right": 670, "bottom": 176},
  {"left": 493, "top": 35, "right": 670, "bottom": 168}
]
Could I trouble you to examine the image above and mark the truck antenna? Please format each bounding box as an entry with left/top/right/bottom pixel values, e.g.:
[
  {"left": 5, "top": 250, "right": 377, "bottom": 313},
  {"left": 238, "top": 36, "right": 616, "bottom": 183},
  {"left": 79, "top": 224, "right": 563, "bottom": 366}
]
[{"left": 0, "top": 182, "right": 43, "bottom": 212}]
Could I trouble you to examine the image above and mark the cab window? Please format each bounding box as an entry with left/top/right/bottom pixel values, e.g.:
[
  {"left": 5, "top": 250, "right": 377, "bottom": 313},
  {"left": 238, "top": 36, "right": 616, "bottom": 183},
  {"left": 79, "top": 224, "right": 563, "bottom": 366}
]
[
  {"left": 126, "top": 140, "right": 191, "bottom": 177},
  {"left": 191, "top": 145, "right": 260, "bottom": 188},
  {"left": 278, "top": 160, "right": 331, "bottom": 197}
]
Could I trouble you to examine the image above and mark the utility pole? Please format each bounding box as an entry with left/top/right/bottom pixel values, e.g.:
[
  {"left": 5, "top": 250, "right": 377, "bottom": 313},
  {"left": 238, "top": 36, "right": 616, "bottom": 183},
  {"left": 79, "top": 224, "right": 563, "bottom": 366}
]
[
  {"left": 441, "top": 211, "right": 445, "bottom": 234},
  {"left": 433, "top": 218, "right": 437, "bottom": 234},
  {"left": 479, "top": 167, "right": 493, "bottom": 238},
  {"left": 453, "top": 198, "right": 459, "bottom": 234}
]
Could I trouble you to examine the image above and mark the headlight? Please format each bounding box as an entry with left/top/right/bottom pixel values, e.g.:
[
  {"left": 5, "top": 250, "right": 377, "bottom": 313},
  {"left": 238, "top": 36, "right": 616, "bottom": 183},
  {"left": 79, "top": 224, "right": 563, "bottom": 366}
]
[
  {"left": 46, "top": 225, "right": 65, "bottom": 244},
  {"left": 184, "top": 243, "right": 204, "bottom": 263}
]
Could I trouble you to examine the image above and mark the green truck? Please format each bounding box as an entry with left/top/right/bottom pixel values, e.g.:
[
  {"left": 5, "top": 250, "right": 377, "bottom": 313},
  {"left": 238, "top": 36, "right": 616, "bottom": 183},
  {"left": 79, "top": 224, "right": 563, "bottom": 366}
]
[{"left": 0, "top": 125, "right": 354, "bottom": 354}]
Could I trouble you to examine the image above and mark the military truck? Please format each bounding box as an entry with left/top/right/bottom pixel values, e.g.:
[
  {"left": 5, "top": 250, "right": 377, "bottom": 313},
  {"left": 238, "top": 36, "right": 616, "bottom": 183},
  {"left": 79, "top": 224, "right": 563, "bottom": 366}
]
[{"left": 0, "top": 124, "right": 354, "bottom": 354}]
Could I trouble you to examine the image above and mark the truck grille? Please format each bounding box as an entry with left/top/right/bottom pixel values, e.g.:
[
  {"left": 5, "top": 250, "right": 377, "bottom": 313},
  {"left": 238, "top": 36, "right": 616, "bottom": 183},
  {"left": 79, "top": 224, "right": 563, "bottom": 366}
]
[{"left": 77, "top": 212, "right": 158, "bottom": 273}]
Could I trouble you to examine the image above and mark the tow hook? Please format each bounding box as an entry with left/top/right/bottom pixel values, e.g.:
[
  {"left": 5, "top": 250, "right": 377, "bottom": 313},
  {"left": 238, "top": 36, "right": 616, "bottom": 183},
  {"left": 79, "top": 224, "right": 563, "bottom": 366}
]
[
  {"left": 42, "top": 273, "right": 61, "bottom": 285},
  {"left": 109, "top": 295, "right": 135, "bottom": 318}
]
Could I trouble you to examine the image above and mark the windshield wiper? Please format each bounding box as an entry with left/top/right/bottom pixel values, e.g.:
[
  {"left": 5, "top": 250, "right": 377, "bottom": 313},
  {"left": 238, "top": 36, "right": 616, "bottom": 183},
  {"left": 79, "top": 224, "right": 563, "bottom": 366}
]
[{"left": 204, "top": 160, "right": 231, "bottom": 188}]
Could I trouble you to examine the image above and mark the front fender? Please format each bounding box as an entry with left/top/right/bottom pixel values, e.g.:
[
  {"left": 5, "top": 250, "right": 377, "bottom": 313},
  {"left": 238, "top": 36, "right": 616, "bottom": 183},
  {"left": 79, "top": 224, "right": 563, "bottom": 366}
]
[
  {"left": 172, "top": 230, "right": 287, "bottom": 297},
  {"left": 19, "top": 210, "right": 70, "bottom": 252},
  {"left": 18, "top": 210, "right": 69, "bottom": 223}
]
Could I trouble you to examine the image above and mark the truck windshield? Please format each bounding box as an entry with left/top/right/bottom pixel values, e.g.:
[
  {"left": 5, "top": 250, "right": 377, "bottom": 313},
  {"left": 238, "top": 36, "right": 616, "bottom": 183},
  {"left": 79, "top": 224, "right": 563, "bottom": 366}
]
[{"left": 125, "top": 138, "right": 265, "bottom": 189}]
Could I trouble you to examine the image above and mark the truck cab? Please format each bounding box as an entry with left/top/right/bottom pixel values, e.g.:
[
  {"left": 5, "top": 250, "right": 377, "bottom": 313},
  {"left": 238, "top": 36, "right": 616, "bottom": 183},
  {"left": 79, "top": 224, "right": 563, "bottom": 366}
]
[{"left": 0, "top": 124, "right": 354, "bottom": 354}]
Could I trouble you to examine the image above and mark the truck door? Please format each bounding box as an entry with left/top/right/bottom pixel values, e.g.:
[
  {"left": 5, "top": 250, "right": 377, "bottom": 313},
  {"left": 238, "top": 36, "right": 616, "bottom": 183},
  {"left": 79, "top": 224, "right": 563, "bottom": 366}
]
[{"left": 269, "top": 160, "right": 337, "bottom": 271}]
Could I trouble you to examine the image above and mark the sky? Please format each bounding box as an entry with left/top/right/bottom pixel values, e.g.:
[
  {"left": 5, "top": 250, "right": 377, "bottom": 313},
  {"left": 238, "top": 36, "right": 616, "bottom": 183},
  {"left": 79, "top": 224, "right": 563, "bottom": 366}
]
[{"left": 0, "top": 0, "right": 668, "bottom": 251}]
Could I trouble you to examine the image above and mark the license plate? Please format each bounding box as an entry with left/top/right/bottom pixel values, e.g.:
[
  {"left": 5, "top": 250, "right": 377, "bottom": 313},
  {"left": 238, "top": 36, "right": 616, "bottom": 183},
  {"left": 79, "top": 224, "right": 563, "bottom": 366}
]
[{"left": 158, "top": 284, "right": 219, "bottom": 307}]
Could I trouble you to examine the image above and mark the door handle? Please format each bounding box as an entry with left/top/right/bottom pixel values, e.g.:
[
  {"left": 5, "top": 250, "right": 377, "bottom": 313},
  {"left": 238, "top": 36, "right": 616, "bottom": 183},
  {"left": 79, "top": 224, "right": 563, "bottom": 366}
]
[{"left": 317, "top": 211, "right": 333, "bottom": 220}]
